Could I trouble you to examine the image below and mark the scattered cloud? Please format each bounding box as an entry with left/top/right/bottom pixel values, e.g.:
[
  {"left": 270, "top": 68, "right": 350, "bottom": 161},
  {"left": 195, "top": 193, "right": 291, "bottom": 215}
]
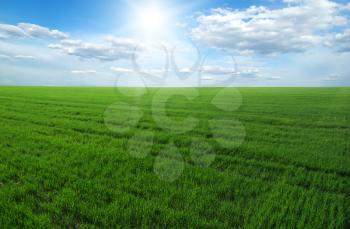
[
  {"left": 237, "top": 69, "right": 260, "bottom": 78},
  {"left": 263, "top": 76, "right": 281, "bottom": 81},
  {"left": 13, "top": 55, "right": 36, "bottom": 60},
  {"left": 71, "top": 70, "right": 98, "bottom": 75},
  {"left": 0, "top": 53, "right": 37, "bottom": 61},
  {"left": 49, "top": 37, "right": 139, "bottom": 61},
  {"left": 177, "top": 65, "right": 260, "bottom": 79},
  {"left": 200, "top": 65, "right": 235, "bottom": 75},
  {"left": 0, "top": 54, "right": 12, "bottom": 60},
  {"left": 0, "top": 2, "right": 348, "bottom": 87},
  {"left": 0, "top": 24, "right": 25, "bottom": 37},
  {"left": 192, "top": 0, "right": 349, "bottom": 54},
  {"left": 325, "top": 74, "right": 339, "bottom": 81},
  {"left": 326, "top": 29, "right": 350, "bottom": 52},
  {"left": 61, "top": 39, "right": 83, "bottom": 46},
  {"left": 110, "top": 66, "right": 167, "bottom": 76},
  {"left": 18, "top": 23, "right": 68, "bottom": 39},
  {"left": 177, "top": 67, "right": 193, "bottom": 74},
  {"left": 340, "top": 2, "right": 350, "bottom": 11},
  {"left": 202, "top": 76, "right": 214, "bottom": 81},
  {"left": 106, "top": 36, "right": 140, "bottom": 50},
  {"left": 175, "top": 22, "right": 188, "bottom": 28},
  {"left": 0, "top": 22, "right": 68, "bottom": 39},
  {"left": 110, "top": 67, "right": 133, "bottom": 73}
]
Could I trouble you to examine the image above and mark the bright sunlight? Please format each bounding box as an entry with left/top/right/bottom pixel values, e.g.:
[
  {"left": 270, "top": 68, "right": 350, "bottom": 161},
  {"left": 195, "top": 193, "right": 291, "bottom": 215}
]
[{"left": 131, "top": 2, "right": 172, "bottom": 38}]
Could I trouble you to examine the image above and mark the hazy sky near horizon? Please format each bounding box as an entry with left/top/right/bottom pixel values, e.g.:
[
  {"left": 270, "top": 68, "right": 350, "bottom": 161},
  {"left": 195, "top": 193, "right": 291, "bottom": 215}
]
[{"left": 0, "top": 0, "right": 350, "bottom": 86}]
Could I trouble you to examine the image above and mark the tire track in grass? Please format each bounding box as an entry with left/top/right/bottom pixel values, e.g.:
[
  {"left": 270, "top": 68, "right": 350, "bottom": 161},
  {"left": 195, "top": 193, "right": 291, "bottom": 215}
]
[
  {"left": 1, "top": 117, "right": 348, "bottom": 200},
  {"left": 1, "top": 105, "right": 349, "bottom": 176},
  {"left": 1, "top": 110, "right": 349, "bottom": 179},
  {"left": 247, "top": 182, "right": 348, "bottom": 228}
]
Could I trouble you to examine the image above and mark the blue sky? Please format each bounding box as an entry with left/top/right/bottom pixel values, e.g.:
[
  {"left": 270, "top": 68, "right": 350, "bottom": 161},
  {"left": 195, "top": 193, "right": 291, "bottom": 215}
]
[{"left": 0, "top": 0, "right": 350, "bottom": 86}]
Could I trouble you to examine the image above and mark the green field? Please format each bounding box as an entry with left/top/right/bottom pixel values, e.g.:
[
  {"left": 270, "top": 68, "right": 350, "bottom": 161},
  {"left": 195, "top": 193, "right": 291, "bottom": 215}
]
[{"left": 0, "top": 86, "right": 349, "bottom": 228}]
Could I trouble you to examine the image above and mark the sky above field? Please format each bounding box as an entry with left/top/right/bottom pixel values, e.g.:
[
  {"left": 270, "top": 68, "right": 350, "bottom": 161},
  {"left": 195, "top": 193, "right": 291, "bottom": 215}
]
[{"left": 0, "top": 0, "right": 350, "bottom": 86}]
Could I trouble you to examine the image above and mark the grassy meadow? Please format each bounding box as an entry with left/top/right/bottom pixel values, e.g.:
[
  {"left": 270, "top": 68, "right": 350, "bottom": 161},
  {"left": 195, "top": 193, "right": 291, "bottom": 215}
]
[{"left": 0, "top": 86, "right": 349, "bottom": 228}]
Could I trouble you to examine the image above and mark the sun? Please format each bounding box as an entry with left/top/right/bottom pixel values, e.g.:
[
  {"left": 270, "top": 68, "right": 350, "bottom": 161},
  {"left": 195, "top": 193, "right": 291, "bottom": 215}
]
[
  {"left": 139, "top": 5, "right": 166, "bottom": 33},
  {"left": 130, "top": 2, "right": 172, "bottom": 38}
]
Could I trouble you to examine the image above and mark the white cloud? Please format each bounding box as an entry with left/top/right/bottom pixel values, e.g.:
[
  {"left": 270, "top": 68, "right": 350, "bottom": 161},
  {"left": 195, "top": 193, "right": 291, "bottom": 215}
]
[
  {"left": 202, "top": 76, "right": 214, "bottom": 81},
  {"left": 0, "top": 22, "right": 68, "bottom": 39},
  {"left": 47, "top": 44, "right": 64, "bottom": 49},
  {"left": 106, "top": 36, "right": 139, "bottom": 49},
  {"left": 200, "top": 65, "right": 235, "bottom": 75},
  {"left": 0, "top": 54, "right": 12, "bottom": 60},
  {"left": 49, "top": 36, "right": 139, "bottom": 61},
  {"left": 0, "top": 53, "right": 37, "bottom": 61},
  {"left": 238, "top": 69, "right": 260, "bottom": 78},
  {"left": 327, "top": 29, "right": 350, "bottom": 52},
  {"left": 18, "top": 23, "right": 68, "bottom": 39},
  {"left": 325, "top": 74, "right": 339, "bottom": 81},
  {"left": 175, "top": 22, "right": 188, "bottom": 28},
  {"left": 178, "top": 67, "right": 193, "bottom": 74},
  {"left": 61, "top": 39, "right": 83, "bottom": 46},
  {"left": 263, "top": 76, "right": 281, "bottom": 81},
  {"left": 111, "top": 66, "right": 169, "bottom": 76},
  {"left": 13, "top": 55, "right": 36, "bottom": 60},
  {"left": 71, "top": 70, "right": 97, "bottom": 75},
  {"left": 192, "top": 0, "right": 348, "bottom": 54},
  {"left": 0, "top": 24, "right": 26, "bottom": 38},
  {"left": 176, "top": 65, "right": 260, "bottom": 78},
  {"left": 340, "top": 2, "right": 350, "bottom": 11},
  {"left": 110, "top": 67, "right": 133, "bottom": 73}
]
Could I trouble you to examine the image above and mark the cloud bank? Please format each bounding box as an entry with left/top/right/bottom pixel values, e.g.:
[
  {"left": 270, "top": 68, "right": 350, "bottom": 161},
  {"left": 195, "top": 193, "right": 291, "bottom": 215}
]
[
  {"left": 0, "top": 23, "right": 68, "bottom": 39},
  {"left": 192, "top": 0, "right": 350, "bottom": 54},
  {"left": 48, "top": 37, "right": 139, "bottom": 61}
]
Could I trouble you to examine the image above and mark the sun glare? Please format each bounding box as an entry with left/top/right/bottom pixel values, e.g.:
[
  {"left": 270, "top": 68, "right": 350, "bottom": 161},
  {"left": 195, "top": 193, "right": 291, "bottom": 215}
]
[
  {"left": 139, "top": 6, "right": 166, "bottom": 32},
  {"left": 132, "top": 2, "right": 171, "bottom": 38}
]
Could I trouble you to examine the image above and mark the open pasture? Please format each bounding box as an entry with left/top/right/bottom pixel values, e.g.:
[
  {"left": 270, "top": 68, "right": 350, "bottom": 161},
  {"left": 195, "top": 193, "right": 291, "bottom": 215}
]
[{"left": 0, "top": 87, "right": 349, "bottom": 228}]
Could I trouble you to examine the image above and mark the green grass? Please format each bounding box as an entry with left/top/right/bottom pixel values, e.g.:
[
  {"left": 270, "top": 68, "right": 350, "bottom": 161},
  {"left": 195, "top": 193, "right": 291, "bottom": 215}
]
[{"left": 0, "top": 86, "right": 349, "bottom": 228}]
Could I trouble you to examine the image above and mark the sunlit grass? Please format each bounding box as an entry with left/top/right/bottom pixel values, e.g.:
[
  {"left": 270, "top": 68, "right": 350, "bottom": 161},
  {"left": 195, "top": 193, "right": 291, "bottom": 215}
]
[{"left": 0, "top": 86, "right": 349, "bottom": 227}]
